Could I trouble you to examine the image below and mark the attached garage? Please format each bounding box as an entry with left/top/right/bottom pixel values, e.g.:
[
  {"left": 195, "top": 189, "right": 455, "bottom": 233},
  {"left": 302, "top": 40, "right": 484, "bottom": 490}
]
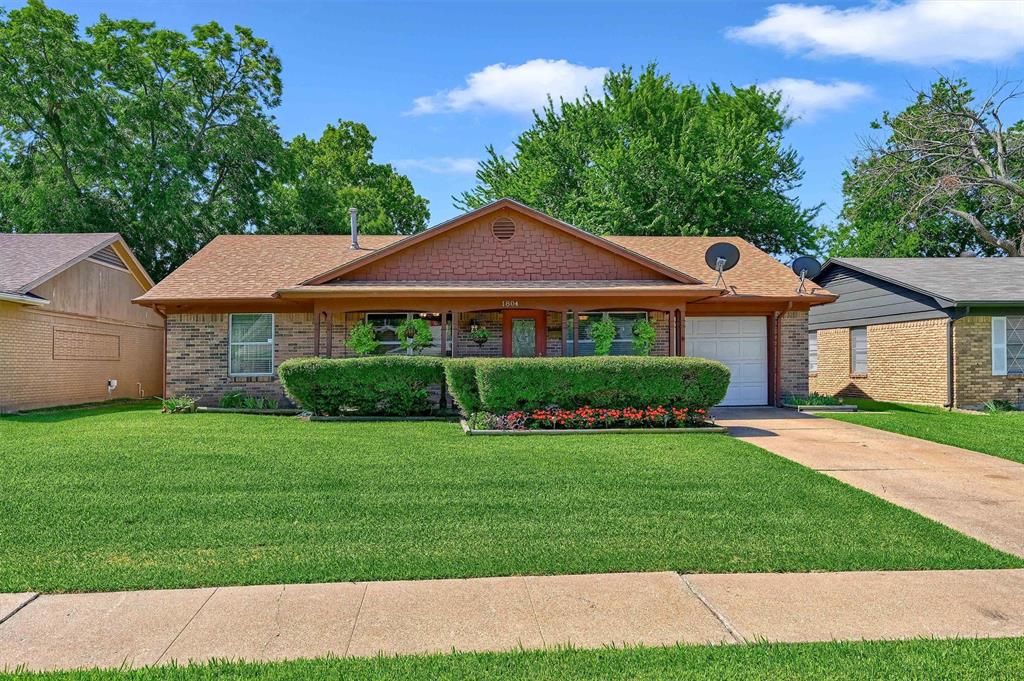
[{"left": 685, "top": 316, "right": 768, "bottom": 406}]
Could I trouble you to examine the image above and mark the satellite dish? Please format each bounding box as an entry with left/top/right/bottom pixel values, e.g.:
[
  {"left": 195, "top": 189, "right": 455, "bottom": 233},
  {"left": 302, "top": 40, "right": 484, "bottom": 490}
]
[
  {"left": 791, "top": 256, "right": 822, "bottom": 294},
  {"left": 704, "top": 242, "right": 741, "bottom": 288}
]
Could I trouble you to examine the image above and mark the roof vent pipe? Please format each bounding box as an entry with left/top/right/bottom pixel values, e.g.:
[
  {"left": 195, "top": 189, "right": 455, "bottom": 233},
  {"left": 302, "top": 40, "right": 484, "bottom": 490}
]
[{"left": 349, "top": 207, "right": 359, "bottom": 250}]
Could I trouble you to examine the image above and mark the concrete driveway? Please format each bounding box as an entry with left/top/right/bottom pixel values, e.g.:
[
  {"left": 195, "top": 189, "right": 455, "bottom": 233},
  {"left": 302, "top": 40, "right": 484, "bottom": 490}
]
[{"left": 713, "top": 407, "right": 1024, "bottom": 558}]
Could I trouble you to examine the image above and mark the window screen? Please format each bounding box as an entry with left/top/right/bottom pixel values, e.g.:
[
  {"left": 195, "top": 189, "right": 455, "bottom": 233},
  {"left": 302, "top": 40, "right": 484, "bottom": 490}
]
[
  {"left": 229, "top": 313, "right": 274, "bottom": 375},
  {"left": 808, "top": 331, "right": 818, "bottom": 373},
  {"left": 850, "top": 327, "right": 868, "bottom": 375}
]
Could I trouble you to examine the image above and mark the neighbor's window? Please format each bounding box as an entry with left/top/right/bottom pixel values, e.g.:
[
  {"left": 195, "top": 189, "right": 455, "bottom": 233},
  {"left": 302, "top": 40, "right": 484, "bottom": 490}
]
[
  {"left": 229, "top": 313, "right": 274, "bottom": 376},
  {"left": 808, "top": 331, "right": 818, "bottom": 373},
  {"left": 366, "top": 312, "right": 448, "bottom": 356},
  {"left": 993, "top": 316, "right": 1024, "bottom": 376},
  {"left": 850, "top": 327, "right": 868, "bottom": 375},
  {"left": 568, "top": 311, "right": 648, "bottom": 356}
]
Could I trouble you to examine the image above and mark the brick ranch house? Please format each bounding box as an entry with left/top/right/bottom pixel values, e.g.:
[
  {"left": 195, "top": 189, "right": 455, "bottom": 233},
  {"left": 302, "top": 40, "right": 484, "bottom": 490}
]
[
  {"left": 134, "top": 200, "right": 835, "bottom": 407},
  {"left": 809, "top": 258, "right": 1024, "bottom": 409},
  {"left": 0, "top": 233, "right": 164, "bottom": 413}
]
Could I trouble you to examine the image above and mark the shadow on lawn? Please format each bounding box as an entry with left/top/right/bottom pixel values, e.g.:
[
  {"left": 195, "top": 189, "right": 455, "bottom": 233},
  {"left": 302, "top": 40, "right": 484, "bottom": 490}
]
[{"left": 0, "top": 399, "right": 161, "bottom": 423}]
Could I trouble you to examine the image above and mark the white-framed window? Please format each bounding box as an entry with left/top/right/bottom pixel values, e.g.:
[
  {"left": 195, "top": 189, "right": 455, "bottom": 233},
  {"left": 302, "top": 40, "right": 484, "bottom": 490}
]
[
  {"left": 567, "top": 311, "right": 649, "bottom": 356},
  {"left": 229, "top": 313, "right": 274, "bottom": 376},
  {"left": 992, "top": 316, "right": 1024, "bottom": 376},
  {"left": 365, "top": 312, "right": 448, "bottom": 356},
  {"left": 850, "top": 327, "right": 868, "bottom": 375},
  {"left": 808, "top": 331, "right": 818, "bottom": 373}
]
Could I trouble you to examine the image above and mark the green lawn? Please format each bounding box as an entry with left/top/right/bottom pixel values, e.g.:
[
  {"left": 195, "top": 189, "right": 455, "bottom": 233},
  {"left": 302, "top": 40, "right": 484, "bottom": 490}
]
[
  {"left": 0, "top": 403, "right": 1019, "bottom": 593},
  {"left": 824, "top": 399, "right": 1024, "bottom": 464},
  {"left": 3, "top": 639, "right": 1022, "bottom": 680}
]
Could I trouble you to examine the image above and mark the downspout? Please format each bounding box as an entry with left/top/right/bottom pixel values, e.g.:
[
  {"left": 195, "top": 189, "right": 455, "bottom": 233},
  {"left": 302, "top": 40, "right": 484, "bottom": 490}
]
[
  {"left": 775, "top": 302, "right": 793, "bottom": 407},
  {"left": 154, "top": 305, "right": 168, "bottom": 400}
]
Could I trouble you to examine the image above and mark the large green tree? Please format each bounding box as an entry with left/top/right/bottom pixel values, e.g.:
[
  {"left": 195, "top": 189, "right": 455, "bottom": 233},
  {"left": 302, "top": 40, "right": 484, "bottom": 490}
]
[
  {"left": 830, "top": 78, "right": 1024, "bottom": 258},
  {"left": 0, "top": 0, "right": 286, "bottom": 279},
  {"left": 265, "top": 121, "right": 429, "bottom": 236},
  {"left": 458, "top": 65, "right": 818, "bottom": 255}
]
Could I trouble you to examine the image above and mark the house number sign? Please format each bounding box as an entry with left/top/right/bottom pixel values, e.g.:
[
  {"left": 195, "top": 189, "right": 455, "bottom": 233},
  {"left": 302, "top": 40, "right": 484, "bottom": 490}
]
[{"left": 501, "top": 300, "right": 520, "bottom": 308}]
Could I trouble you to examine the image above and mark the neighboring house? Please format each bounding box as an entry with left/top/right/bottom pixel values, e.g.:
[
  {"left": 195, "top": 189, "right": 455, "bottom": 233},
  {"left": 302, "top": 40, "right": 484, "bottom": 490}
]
[
  {"left": 809, "top": 258, "right": 1024, "bottom": 409},
  {"left": 134, "top": 199, "right": 835, "bottom": 407},
  {"left": 0, "top": 233, "right": 164, "bottom": 413}
]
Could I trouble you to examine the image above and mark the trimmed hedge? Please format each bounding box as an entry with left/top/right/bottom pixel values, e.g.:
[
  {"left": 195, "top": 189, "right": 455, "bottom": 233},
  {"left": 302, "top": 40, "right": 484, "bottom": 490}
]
[
  {"left": 279, "top": 356, "right": 445, "bottom": 416},
  {"left": 443, "top": 359, "right": 483, "bottom": 414},
  {"left": 453, "top": 356, "right": 730, "bottom": 415}
]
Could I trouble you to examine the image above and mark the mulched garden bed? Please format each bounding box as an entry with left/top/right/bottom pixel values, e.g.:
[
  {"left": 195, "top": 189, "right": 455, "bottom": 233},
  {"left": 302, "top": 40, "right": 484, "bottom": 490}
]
[{"left": 461, "top": 420, "right": 727, "bottom": 435}]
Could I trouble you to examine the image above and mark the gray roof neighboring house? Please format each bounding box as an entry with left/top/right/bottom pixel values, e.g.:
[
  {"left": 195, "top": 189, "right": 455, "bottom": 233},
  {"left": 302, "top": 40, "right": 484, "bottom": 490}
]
[
  {"left": 0, "top": 233, "right": 152, "bottom": 305},
  {"left": 823, "top": 258, "right": 1024, "bottom": 307}
]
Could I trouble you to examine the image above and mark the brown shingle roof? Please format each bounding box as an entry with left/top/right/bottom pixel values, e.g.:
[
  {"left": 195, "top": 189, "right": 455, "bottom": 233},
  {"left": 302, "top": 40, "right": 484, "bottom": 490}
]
[
  {"left": 138, "top": 233, "right": 826, "bottom": 303},
  {"left": 607, "top": 236, "right": 816, "bottom": 298},
  {"left": 136, "top": 234, "right": 403, "bottom": 301},
  {"left": 0, "top": 233, "right": 121, "bottom": 294}
]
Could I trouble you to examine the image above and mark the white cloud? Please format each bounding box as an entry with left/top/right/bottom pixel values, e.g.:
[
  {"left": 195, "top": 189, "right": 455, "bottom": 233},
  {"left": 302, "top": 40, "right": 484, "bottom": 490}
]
[
  {"left": 392, "top": 157, "right": 479, "bottom": 174},
  {"left": 410, "top": 59, "right": 608, "bottom": 115},
  {"left": 730, "top": 1, "right": 1024, "bottom": 64},
  {"left": 757, "top": 78, "right": 871, "bottom": 122}
]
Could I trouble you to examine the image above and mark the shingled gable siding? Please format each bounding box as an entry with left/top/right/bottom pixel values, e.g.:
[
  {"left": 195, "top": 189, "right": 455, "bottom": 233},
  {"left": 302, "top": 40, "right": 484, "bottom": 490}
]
[
  {"left": 334, "top": 210, "right": 670, "bottom": 282},
  {"left": 809, "top": 318, "right": 948, "bottom": 406}
]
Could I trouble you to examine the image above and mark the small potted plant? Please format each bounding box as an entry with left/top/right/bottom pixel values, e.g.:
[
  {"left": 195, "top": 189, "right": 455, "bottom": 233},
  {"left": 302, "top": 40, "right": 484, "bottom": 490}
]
[
  {"left": 469, "top": 322, "right": 489, "bottom": 346},
  {"left": 346, "top": 322, "right": 380, "bottom": 355},
  {"left": 396, "top": 317, "right": 433, "bottom": 354},
  {"left": 589, "top": 318, "right": 617, "bottom": 356},
  {"left": 631, "top": 320, "right": 656, "bottom": 356}
]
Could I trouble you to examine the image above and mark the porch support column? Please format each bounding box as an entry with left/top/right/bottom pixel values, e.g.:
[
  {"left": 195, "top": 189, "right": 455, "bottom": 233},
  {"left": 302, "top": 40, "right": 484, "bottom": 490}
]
[
  {"left": 313, "top": 309, "right": 321, "bottom": 357},
  {"left": 677, "top": 305, "right": 686, "bottom": 356},
  {"left": 451, "top": 311, "right": 460, "bottom": 358},
  {"left": 669, "top": 309, "right": 677, "bottom": 356},
  {"left": 325, "top": 310, "right": 334, "bottom": 358},
  {"left": 440, "top": 311, "right": 447, "bottom": 358}
]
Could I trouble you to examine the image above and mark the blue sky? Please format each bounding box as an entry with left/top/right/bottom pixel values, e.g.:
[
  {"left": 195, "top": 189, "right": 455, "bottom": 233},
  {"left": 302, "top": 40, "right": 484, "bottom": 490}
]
[{"left": 46, "top": 0, "right": 1024, "bottom": 228}]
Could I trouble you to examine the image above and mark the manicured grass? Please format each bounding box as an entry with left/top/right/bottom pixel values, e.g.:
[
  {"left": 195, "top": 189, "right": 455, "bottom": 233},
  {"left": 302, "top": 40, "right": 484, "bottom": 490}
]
[
  {"left": 824, "top": 399, "right": 1024, "bottom": 464},
  {"left": 3, "top": 639, "right": 1023, "bottom": 680},
  {"left": 0, "top": 404, "right": 1019, "bottom": 593}
]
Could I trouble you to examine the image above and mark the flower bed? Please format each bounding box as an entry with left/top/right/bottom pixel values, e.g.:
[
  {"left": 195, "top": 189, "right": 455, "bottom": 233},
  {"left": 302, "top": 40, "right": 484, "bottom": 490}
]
[{"left": 467, "top": 405, "right": 714, "bottom": 431}]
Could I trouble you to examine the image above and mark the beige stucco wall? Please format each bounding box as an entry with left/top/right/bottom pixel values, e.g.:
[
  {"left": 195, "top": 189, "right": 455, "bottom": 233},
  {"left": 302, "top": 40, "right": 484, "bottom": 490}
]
[{"left": 0, "top": 260, "right": 164, "bottom": 412}]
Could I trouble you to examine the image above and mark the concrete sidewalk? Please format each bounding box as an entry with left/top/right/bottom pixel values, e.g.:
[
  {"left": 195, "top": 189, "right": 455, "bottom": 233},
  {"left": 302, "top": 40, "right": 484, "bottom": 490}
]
[
  {"left": 714, "top": 407, "right": 1024, "bottom": 557},
  {"left": 2, "top": 569, "right": 1023, "bottom": 672}
]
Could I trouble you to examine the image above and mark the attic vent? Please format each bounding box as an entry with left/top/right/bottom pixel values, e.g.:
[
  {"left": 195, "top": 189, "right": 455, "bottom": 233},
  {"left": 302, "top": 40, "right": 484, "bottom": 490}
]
[
  {"left": 88, "top": 245, "right": 127, "bottom": 270},
  {"left": 491, "top": 217, "right": 516, "bottom": 241}
]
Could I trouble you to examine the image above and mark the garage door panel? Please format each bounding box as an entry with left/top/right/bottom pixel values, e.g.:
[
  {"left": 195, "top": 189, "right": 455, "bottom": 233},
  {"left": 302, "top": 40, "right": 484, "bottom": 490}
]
[{"left": 685, "top": 316, "right": 768, "bottom": 406}]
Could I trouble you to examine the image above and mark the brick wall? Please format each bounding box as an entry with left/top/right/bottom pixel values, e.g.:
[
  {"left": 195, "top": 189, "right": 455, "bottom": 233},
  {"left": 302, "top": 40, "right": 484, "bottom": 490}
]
[
  {"left": 809, "top": 318, "right": 948, "bottom": 405},
  {"left": 779, "top": 311, "right": 808, "bottom": 400},
  {"left": 166, "top": 313, "right": 314, "bottom": 406},
  {"left": 0, "top": 301, "right": 163, "bottom": 412},
  {"left": 338, "top": 208, "right": 667, "bottom": 282},
  {"left": 954, "top": 315, "right": 1024, "bottom": 409}
]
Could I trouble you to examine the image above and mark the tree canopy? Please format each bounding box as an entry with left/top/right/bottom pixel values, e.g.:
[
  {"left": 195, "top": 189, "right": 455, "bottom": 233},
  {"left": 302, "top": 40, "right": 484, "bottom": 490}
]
[
  {"left": 266, "top": 121, "right": 428, "bottom": 237},
  {"left": 457, "top": 64, "right": 819, "bottom": 256},
  {"left": 829, "top": 78, "right": 1024, "bottom": 258},
  {"left": 0, "top": 1, "right": 428, "bottom": 279}
]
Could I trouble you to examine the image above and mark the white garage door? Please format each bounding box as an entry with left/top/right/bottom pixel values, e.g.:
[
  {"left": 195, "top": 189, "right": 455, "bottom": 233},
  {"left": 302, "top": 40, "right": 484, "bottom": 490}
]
[{"left": 685, "top": 316, "right": 768, "bottom": 406}]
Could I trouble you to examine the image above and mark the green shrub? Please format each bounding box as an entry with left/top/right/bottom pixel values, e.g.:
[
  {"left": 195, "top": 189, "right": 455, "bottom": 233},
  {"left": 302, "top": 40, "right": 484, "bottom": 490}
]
[
  {"left": 219, "top": 390, "right": 245, "bottom": 408},
  {"left": 160, "top": 395, "right": 196, "bottom": 414},
  {"left": 459, "top": 356, "right": 730, "bottom": 414},
  {"left": 279, "top": 356, "right": 445, "bottom": 416},
  {"left": 345, "top": 322, "right": 380, "bottom": 356},
  {"left": 444, "top": 359, "right": 483, "bottom": 414},
  {"left": 784, "top": 392, "right": 842, "bottom": 406}
]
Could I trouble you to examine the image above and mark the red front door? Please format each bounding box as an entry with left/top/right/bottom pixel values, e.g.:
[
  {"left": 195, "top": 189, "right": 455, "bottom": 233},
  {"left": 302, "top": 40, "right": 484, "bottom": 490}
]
[{"left": 502, "top": 310, "right": 547, "bottom": 357}]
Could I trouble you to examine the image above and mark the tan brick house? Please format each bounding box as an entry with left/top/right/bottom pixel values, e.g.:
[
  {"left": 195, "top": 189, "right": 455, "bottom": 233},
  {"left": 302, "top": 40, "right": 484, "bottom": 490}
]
[
  {"left": 0, "top": 233, "right": 164, "bottom": 413},
  {"left": 134, "top": 200, "right": 834, "bottom": 407},
  {"left": 809, "top": 258, "right": 1024, "bottom": 409}
]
